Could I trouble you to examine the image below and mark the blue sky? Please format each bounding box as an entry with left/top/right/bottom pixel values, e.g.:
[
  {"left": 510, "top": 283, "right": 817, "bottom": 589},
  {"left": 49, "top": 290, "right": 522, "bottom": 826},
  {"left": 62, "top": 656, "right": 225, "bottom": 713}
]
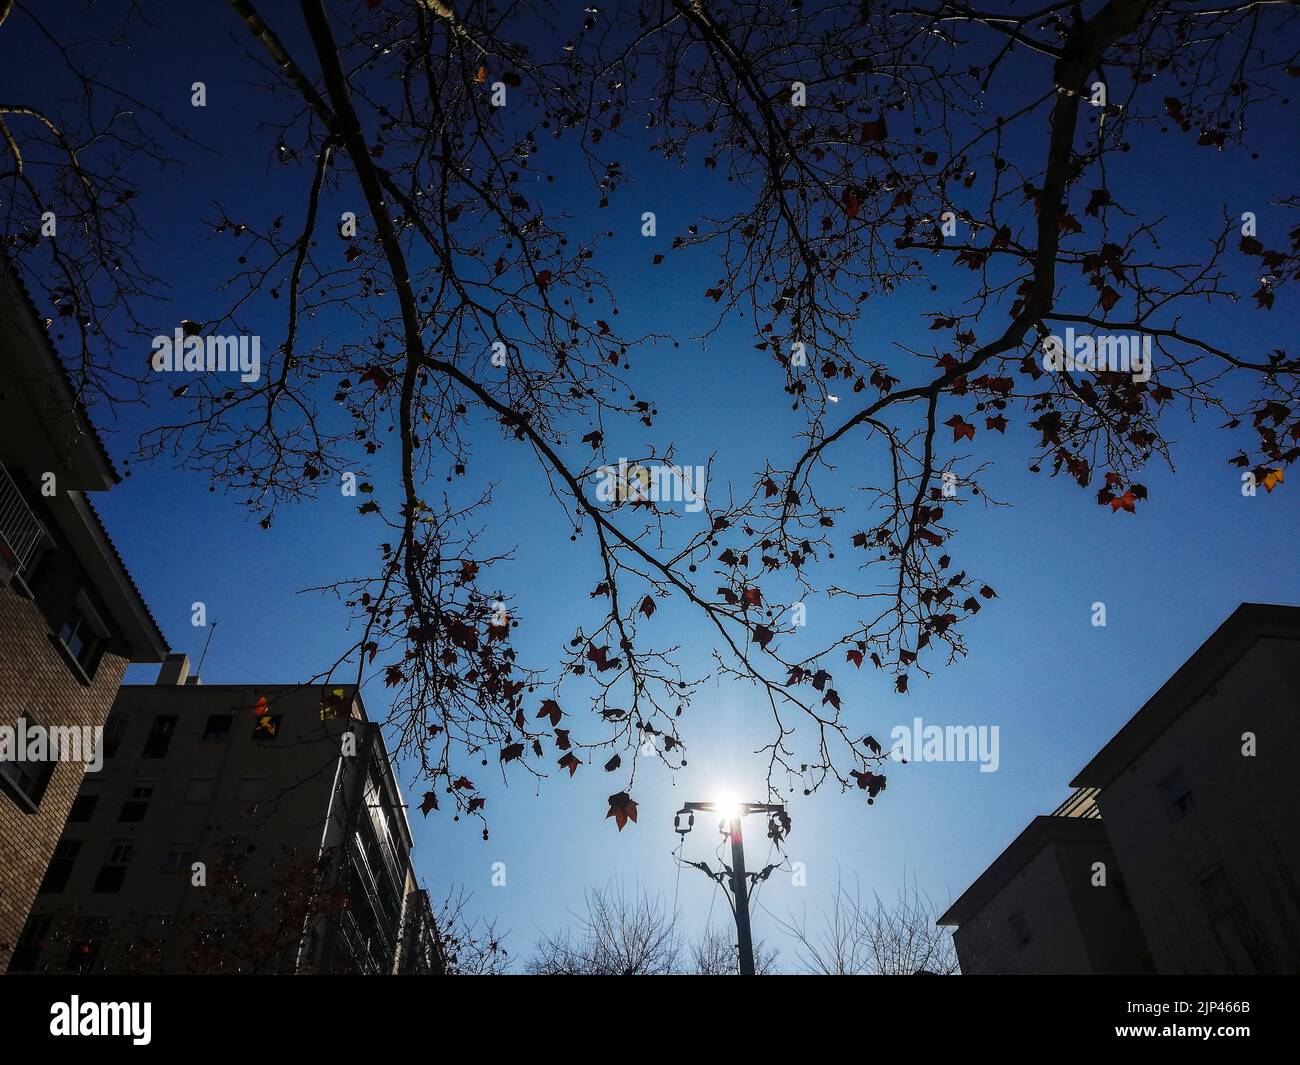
[{"left": 6, "top": 1, "right": 1298, "bottom": 967}]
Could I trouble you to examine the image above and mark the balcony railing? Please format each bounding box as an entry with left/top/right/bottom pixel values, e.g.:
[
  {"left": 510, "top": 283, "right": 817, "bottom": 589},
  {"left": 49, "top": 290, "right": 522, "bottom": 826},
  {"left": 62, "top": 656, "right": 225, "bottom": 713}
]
[{"left": 0, "top": 460, "right": 49, "bottom": 573}]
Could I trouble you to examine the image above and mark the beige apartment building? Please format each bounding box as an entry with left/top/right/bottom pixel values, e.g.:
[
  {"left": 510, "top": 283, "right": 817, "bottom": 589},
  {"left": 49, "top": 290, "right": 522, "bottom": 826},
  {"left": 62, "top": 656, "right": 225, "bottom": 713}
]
[
  {"left": 0, "top": 265, "right": 167, "bottom": 972},
  {"left": 10, "top": 654, "right": 443, "bottom": 974},
  {"left": 938, "top": 788, "right": 1153, "bottom": 974},
  {"left": 940, "top": 603, "right": 1300, "bottom": 975}
]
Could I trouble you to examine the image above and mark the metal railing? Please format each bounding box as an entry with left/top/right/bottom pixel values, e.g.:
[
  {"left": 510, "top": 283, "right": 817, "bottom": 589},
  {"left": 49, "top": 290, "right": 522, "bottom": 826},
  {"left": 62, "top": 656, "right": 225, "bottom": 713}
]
[{"left": 0, "top": 460, "right": 49, "bottom": 572}]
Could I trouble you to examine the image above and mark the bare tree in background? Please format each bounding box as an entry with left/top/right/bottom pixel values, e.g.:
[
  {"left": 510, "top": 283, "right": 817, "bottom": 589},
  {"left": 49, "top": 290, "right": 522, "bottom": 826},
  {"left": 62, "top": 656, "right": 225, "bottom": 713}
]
[
  {"left": 526, "top": 881, "right": 779, "bottom": 975},
  {"left": 2, "top": 0, "right": 1296, "bottom": 831},
  {"left": 527, "top": 883, "right": 682, "bottom": 975},
  {"left": 432, "top": 887, "right": 510, "bottom": 975},
  {"left": 690, "top": 924, "right": 780, "bottom": 976},
  {"left": 778, "top": 873, "right": 959, "bottom": 974}
]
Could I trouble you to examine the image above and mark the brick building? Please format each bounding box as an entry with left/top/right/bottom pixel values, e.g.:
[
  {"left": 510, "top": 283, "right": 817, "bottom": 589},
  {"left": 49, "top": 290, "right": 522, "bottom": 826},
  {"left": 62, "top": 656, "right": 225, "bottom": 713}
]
[
  {"left": 0, "top": 266, "right": 168, "bottom": 972},
  {"left": 12, "top": 655, "right": 443, "bottom": 974}
]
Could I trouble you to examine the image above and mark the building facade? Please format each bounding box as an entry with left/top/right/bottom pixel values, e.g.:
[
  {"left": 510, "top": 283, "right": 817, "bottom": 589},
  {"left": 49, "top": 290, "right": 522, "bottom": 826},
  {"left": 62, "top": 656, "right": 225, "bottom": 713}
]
[
  {"left": 0, "top": 266, "right": 167, "bottom": 972},
  {"left": 1071, "top": 603, "right": 1300, "bottom": 974},
  {"left": 940, "top": 603, "right": 1300, "bottom": 975},
  {"left": 10, "top": 654, "right": 442, "bottom": 974},
  {"left": 938, "top": 788, "right": 1152, "bottom": 974}
]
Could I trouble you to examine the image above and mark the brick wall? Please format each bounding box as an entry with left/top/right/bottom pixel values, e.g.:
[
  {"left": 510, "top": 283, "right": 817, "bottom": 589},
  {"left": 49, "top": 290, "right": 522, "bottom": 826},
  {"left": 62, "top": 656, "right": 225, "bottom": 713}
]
[{"left": 0, "top": 582, "right": 126, "bottom": 972}]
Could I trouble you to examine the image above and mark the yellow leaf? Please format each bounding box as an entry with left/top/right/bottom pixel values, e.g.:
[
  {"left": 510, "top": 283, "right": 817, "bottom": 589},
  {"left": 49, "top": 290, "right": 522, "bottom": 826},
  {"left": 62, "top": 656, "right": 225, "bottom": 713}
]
[
  {"left": 475, "top": 65, "right": 487, "bottom": 84},
  {"left": 1263, "top": 468, "right": 1285, "bottom": 493}
]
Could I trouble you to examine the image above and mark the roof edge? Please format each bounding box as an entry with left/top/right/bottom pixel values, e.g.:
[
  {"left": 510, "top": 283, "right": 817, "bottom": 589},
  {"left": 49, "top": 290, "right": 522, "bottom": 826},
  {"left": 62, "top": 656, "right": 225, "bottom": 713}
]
[
  {"left": 938, "top": 815, "right": 1109, "bottom": 927},
  {"left": 1070, "top": 603, "right": 1300, "bottom": 790}
]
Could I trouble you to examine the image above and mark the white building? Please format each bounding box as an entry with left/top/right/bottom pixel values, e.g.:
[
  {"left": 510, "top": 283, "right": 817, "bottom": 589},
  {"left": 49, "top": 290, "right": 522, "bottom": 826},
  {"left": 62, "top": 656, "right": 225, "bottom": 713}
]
[{"left": 941, "top": 603, "right": 1300, "bottom": 974}]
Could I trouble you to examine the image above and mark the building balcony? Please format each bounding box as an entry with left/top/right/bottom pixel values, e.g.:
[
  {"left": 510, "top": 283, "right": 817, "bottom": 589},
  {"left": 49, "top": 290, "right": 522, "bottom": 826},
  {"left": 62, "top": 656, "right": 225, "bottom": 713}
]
[{"left": 0, "top": 459, "right": 50, "bottom": 580}]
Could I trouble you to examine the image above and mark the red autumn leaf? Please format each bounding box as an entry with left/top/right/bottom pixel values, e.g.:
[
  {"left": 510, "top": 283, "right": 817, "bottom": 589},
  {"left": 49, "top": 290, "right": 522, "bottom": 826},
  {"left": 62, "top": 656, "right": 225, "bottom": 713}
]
[
  {"left": 850, "top": 769, "right": 887, "bottom": 798},
  {"left": 554, "top": 728, "right": 571, "bottom": 750},
  {"left": 500, "top": 743, "right": 524, "bottom": 763},
  {"left": 742, "top": 587, "right": 762, "bottom": 607},
  {"left": 451, "top": 776, "right": 475, "bottom": 790},
  {"left": 604, "top": 754, "right": 621, "bottom": 772},
  {"left": 945, "top": 414, "right": 976, "bottom": 442},
  {"left": 419, "top": 791, "right": 438, "bottom": 815},
  {"left": 606, "top": 791, "right": 638, "bottom": 830},
  {"left": 986, "top": 414, "right": 1007, "bottom": 433},
  {"left": 846, "top": 649, "right": 864, "bottom": 668},
  {"left": 639, "top": 595, "right": 656, "bottom": 618},
  {"left": 558, "top": 751, "right": 582, "bottom": 777},
  {"left": 537, "top": 699, "right": 563, "bottom": 726},
  {"left": 895, "top": 674, "right": 909, "bottom": 694},
  {"left": 859, "top": 116, "right": 888, "bottom": 143},
  {"left": 1109, "top": 490, "right": 1137, "bottom": 513},
  {"left": 753, "top": 624, "right": 774, "bottom": 649},
  {"left": 359, "top": 366, "right": 394, "bottom": 392}
]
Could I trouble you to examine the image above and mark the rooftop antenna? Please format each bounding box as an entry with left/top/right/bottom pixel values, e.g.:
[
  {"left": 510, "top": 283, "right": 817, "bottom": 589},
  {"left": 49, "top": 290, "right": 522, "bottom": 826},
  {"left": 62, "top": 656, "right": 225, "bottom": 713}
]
[{"left": 195, "top": 620, "right": 218, "bottom": 677}]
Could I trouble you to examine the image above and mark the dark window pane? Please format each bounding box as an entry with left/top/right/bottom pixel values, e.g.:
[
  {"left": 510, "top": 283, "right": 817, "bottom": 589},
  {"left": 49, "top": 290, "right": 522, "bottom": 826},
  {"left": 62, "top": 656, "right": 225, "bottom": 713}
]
[
  {"left": 142, "top": 715, "right": 178, "bottom": 758},
  {"left": 68, "top": 794, "right": 98, "bottom": 822},
  {"left": 203, "top": 714, "right": 233, "bottom": 742},
  {"left": 92, "top": 865, "right": 127, "bottom": 893}
]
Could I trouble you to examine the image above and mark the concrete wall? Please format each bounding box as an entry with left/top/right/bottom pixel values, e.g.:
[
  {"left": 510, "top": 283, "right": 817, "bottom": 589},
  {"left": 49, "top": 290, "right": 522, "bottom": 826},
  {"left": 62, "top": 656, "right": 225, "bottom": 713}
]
[
  {"left": 16, "top": 681, "right": 354, "bottom": 973},
  {"left": 954, "top": 840, "right": 1094, "bottom": 974},
  {"left": 17, "top": 675, "right": 422, "bottom": 974},
  {"left": 1096, "top": 635, "right": 1300, "bottom": 973},
  {"left": 952, "top": 831, "right": 1150, "bottom": 975}
]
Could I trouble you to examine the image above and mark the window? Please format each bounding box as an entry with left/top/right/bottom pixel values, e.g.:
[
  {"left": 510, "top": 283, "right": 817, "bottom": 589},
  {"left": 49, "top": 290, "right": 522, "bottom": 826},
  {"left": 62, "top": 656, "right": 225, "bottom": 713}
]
[
  {"left": 118, "top": 783, "right": 154, "bottom": 822},
  {"left": 236, "top": 776, "right": 268, "bottom": 803},
  {"left": 92, "top": 843, "right": 133, "bottom": 893},
  {"left": 1159, "top": 768, "right": 1195, "bottom": 820},
  {"left": 64, "top": 916, "right": 109, "bottom": 971},
  {"left": 29, "top": 532, "right": 114, "bottom": 684},
  {"left": 184, "top": 776, "right": 216, "bottom": 803},
  {"left": 9, "top": 915, "right": 52, "bottom": 972},
  {"left": 56, "top": 591, "right": 110, "bottom": 677},
  {"left": 202, "top": 713, "right": 233, "bottom": 743},
  {"left": 67, "top": 794, "right": 99, "bottom": 823},
  {"left": 1009, "top": 910, "right": 1032, "bottom": 950},
  {"left": 142, "top": 715, "right": 178, "bottom": 758},
  {"left": 252, "top": 713, "right": 283, "bottom": 741},
  {"left": 102, "top": 717, "right": 126, "bottom": 758},
  {"left": 38, "top": 839, "right": 82, "bottom": 894},
  {"left": 0, "top": 712, "right": 57, "bottom": 809},
  {"left": 162, "top": 843, "right": 193, "bottom": 872}
]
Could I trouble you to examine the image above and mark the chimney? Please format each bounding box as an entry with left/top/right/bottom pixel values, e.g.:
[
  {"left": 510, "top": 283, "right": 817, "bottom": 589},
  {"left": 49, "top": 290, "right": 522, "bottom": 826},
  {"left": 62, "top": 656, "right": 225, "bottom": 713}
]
[{"left": 157, "top": 653, "right": 190, "bottom": 686}]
